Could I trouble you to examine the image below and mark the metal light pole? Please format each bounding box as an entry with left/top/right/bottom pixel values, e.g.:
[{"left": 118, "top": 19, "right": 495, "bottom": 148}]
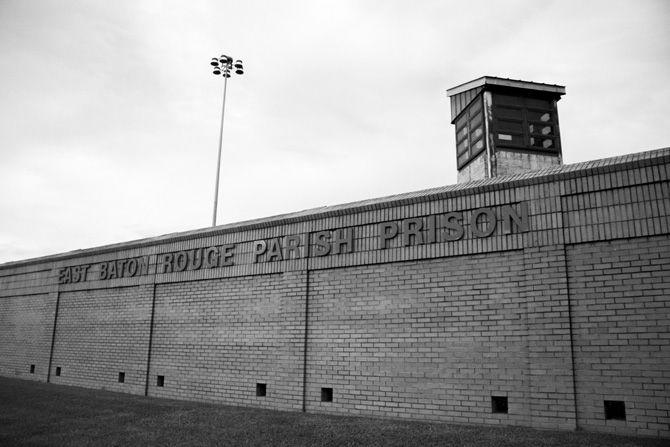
[{"left": 210, "top": 54, "right": 244, "bottom": 227}]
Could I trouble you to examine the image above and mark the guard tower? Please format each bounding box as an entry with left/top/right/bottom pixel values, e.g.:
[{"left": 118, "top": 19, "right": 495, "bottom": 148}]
[{"left": 447, "top": 76, "right": 566, "bottom": 183}]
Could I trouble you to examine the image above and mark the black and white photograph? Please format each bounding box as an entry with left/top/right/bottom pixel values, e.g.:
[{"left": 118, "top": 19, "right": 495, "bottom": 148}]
[{"left": 0, "top": 1, "right": 668, "bottom": 445}]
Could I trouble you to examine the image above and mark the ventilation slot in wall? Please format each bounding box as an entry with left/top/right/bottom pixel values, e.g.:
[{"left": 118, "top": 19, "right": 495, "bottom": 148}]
[
  {"left": 321, "top": 387, "right": 333, "bottom": 402},
  {"left": 55, "top": 367, "right": 61, "bottom": 377},
  {"left": 491, "top": 396, "right": 508, "bottom": 414},
  {"left": 157, "top": 375, "right": 164, "bottom": 387},
  {"left": 256, "top": 383, "right": 266, "bottom": 397},
  {"left": 604, "top": 400, "right": 626, "bottom": 420},
  {"left": 30, "top": 364, "right": 35, "bottom": 374},
  {"left": 118, "top": 372, "right": 125, "bottom": 383}
]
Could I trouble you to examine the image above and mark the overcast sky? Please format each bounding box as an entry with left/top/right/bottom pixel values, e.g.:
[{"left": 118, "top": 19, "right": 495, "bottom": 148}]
[{"left": 0, "top": 0, "right": 668, "bottom": 263}]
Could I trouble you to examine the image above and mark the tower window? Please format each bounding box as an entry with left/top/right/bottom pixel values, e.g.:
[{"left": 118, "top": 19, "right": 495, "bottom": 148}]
[
  {"left": 492, "top": 93, "right": 559, "bottom": 153},
  {"left": 455, "top": 96, "right": 486, "bottom": 169}
]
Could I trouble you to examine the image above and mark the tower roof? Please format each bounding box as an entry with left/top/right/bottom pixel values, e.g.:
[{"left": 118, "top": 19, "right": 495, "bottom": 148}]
[
  {"left": 447, "top": 76, "right": 565, "bottom": 97},
  {"left": 447, "top": 76, "right": 565, "bottom": 123}
]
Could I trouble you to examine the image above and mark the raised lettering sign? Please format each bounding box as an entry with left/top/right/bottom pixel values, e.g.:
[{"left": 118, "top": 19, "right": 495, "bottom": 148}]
[
  {"left": 158, "top": 245, "right": 235, "bottom": 274},
  {"left": 56, "top": 202, "right": 529, "bottom": 282},
  {"left": 376, "top": 202, "right": 528, "bottom": 249}
]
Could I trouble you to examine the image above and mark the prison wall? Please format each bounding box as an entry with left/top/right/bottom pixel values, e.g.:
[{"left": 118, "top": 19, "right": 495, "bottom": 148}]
[
  {"left": 147, "top": 271, "right": 306, "bottom": 411},
  {"left": 306, "top": 252, "right": 536, "bottom": 425},
  {"left": 0, "top": 263, "right": 56, "bottom": 382},
  {"left": 49, "top": 285, "right": 153, "bottom": 395},
  {"left": 0, "top": 148, "right": 668, "bottom": 437},
  {"left": 567, "top": 236, "right": 670, "bottom": 437},
  {"left": 0, "top": 292, "right": 55, "bottom": 382}
]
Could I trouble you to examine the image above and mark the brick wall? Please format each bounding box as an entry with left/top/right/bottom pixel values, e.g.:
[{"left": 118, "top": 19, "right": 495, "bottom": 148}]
[
  {"left": 521, "top": 245, "right": 576, "bottom": 430},
  {"left": 306, "top": 246, "right": 577, "bottom": 430},
  {"left": 0, "top": 148, "right": 668, "bottom": 437},
  {"left": 0, "top": 293, "right": 55, "bottom": 381},
  {"left": 49, "top": 286, "right": 153, "bottom": 395},
  {"left": 307, "top": 252, "right": 533, "bottom": 424},
  {"left": 567, "top": 236, "right": 670, "bottom": 438},
  {"left": 147, "top": 272, "right": 305, "bottom": 411}
]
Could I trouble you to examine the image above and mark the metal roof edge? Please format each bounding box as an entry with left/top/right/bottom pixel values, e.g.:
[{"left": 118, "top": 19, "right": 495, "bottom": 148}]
[
  {"left": 447, "top": 76, "right": 566, "bottom": 97},
  {"left": 446, "top": 76, "right": 487, "bottom": 96}
]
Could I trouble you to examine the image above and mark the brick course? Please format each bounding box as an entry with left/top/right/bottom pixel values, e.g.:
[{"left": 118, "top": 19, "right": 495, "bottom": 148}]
[{"left": 1, "top": 148, "right": 669, "bottom": 437}]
